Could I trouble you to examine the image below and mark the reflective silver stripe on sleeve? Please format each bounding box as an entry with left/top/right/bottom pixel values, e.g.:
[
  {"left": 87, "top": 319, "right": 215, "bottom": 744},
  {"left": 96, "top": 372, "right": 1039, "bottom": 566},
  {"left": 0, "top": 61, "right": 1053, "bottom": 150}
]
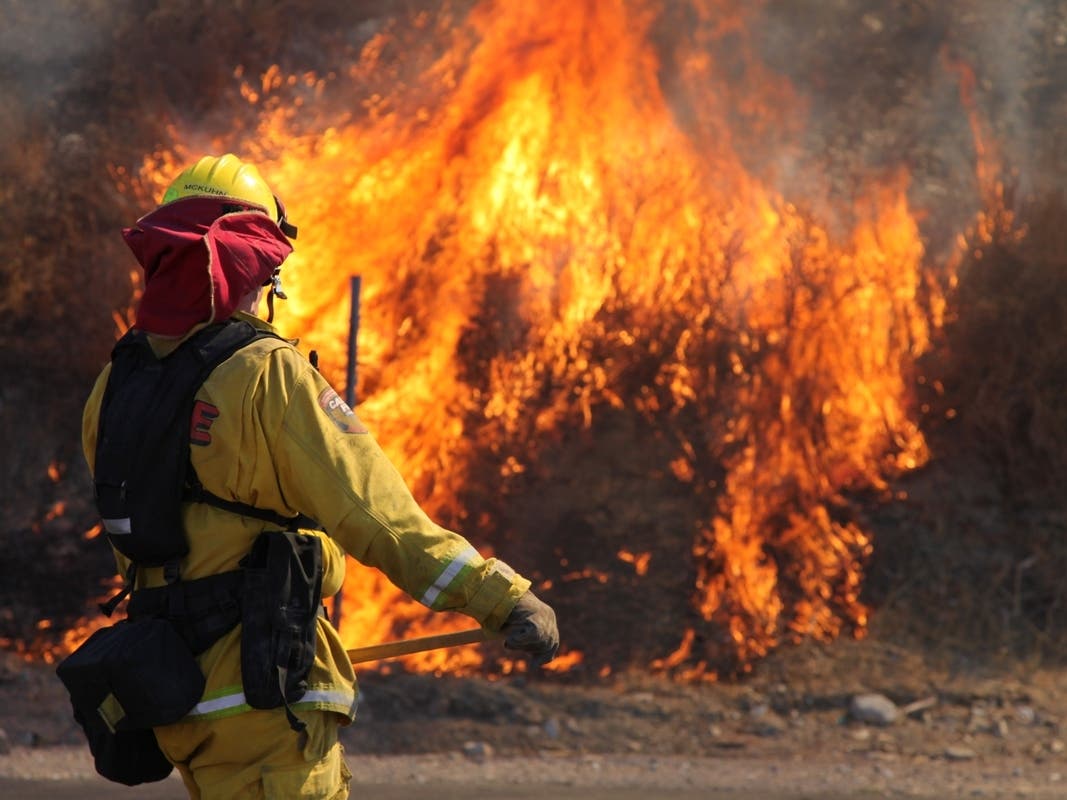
[
  {"left": 189, "top": 691, "right": 247, "bottom": 717},
  {"left": 102, "top": 517, "right": 132, "bottom": 534},
  {"left": 420, "top": 545, "right": 479, "bottom": 607}
]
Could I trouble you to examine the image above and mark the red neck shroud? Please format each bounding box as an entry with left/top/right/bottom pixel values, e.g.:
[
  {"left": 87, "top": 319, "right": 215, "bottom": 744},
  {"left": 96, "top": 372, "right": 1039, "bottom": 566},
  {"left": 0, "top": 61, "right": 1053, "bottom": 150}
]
[{"left": 122, "top": 197, "right": 293, "bottom": 337}]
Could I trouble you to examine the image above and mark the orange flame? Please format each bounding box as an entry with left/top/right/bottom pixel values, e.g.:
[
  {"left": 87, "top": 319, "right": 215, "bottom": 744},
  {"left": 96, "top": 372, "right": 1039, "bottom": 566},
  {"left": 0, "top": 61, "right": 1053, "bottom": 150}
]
[
  {"left": 121, "top": 0, "right": 956, "bottom": 676},
  {"left": 4, "top": 575, "right": 123, "bottom": 665},
  {"left": 618, "top": 549, "right": 651, "bottom": 576}
]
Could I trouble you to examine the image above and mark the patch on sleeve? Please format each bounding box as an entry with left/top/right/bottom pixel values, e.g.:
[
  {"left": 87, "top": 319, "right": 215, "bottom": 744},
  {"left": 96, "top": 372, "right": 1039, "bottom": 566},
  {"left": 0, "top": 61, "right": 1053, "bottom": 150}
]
[{"left": 317, "top": 387, "right": 368, "bottom": 434}]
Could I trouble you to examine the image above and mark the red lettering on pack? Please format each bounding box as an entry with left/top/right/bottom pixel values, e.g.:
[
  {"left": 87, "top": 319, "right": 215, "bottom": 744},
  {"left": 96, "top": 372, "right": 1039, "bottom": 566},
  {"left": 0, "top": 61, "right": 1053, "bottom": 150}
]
[{"left": 190, "top": 401, "right": 220, "bottom": 446}]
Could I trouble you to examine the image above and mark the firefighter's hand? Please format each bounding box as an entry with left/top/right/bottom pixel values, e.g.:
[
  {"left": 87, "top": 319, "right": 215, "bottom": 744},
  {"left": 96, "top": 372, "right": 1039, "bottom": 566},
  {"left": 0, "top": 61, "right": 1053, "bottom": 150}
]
[{"left": 501, "top": 591, "right": 559, "bottom": 667}]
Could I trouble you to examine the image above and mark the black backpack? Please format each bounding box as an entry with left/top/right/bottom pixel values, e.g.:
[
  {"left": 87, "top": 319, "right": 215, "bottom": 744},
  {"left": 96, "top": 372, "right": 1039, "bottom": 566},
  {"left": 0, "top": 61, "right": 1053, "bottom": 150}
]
[{"left": 93, "top": 319, "right": 283, "bottom": 567}]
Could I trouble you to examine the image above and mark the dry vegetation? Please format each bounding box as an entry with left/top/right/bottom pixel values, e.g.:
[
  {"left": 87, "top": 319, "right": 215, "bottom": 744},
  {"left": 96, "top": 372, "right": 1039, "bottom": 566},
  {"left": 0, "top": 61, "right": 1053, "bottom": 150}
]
[{"left": 864, "top": 190, "right": 1067, "bottom": 667}]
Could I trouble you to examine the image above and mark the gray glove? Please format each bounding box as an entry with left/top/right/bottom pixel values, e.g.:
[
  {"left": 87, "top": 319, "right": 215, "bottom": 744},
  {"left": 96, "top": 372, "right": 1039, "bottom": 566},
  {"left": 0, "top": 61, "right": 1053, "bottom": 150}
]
[{"left": 500, "top": 591, "right": 559, "bottom": 667}]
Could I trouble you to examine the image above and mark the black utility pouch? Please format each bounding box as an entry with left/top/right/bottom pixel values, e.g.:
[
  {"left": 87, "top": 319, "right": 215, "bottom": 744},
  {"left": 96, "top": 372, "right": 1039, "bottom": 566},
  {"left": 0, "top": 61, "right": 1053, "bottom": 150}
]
[
  {"left": 239, "top": 531, "right": 323, "bottom": 730},
  {"left": 55, "top": 617, "right": 205, "bottom": 785}
]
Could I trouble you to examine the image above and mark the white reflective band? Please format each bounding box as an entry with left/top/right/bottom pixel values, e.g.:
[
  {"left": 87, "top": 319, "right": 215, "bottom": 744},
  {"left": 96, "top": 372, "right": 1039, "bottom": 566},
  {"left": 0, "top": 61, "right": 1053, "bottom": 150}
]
[
  {"left": 187, "top": 688, "right": 356, "bottom": 718},
  {"left": 190, "top": 691, "right": 247, "bottom": 717},
  {"left": 420, "top": 545, "right": 478, "bottom": 607},
  {"left": 102, "top": 517, "right": 132, "bottom": 534}
]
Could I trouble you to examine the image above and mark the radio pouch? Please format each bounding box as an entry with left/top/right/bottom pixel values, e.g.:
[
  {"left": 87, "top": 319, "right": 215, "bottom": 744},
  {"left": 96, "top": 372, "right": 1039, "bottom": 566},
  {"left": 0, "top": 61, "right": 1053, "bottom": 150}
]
[{"left": 239, "top": 530, "right": 323, "bottom": 732}]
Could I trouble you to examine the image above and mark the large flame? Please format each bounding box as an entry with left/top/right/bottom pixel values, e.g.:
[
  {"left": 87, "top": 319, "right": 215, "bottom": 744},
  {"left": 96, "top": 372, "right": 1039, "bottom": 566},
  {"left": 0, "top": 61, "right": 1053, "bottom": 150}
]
[{"left": 120, "top": 0, "right": 947, "bottom": 676}]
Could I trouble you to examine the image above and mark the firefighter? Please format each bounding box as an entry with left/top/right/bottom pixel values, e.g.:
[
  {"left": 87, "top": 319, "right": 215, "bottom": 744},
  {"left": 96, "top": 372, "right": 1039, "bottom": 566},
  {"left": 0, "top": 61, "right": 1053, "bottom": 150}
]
[{"left": 79, "top": 154, "right": 559, "bottom": 799}]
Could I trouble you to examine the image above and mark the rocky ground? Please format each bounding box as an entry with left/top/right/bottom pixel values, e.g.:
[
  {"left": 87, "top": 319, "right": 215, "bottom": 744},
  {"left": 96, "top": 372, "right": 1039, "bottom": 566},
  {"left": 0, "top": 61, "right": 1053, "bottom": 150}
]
[{"left": 2, "top": 637, "right": 1067, "bottom": 797}]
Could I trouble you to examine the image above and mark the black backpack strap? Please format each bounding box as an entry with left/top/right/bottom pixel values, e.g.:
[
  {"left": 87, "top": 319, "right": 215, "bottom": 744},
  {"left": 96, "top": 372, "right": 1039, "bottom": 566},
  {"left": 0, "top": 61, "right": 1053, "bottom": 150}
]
[
  {"left": 183, "top": 478, "right": 320, "bottom": 531},
  {"left": 98, "top": 562, "right": 139, "bottom": 618},
  {"left": 276, "top": 665, "right": 306, "bottom": 733}
]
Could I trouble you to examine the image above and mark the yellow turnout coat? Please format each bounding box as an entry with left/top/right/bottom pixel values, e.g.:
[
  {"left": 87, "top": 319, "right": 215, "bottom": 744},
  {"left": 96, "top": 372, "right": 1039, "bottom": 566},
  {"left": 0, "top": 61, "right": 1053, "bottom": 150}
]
[{"left": 81, "top": 311, "right": 530, "bottom": 727}]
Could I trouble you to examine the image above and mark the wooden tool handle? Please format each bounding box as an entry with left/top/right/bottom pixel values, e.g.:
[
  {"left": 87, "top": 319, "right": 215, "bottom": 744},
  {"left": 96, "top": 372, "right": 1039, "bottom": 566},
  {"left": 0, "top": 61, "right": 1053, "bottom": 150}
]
[{"left": 346, "top": 628, "right": 490, "bottom": 664}]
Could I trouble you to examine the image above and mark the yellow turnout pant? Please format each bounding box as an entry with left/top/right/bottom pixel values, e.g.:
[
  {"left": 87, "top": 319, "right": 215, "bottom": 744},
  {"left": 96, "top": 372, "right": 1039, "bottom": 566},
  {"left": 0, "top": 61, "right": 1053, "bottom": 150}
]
[{"left": 153, "top": 708, "right": 351, "bottom": 799}]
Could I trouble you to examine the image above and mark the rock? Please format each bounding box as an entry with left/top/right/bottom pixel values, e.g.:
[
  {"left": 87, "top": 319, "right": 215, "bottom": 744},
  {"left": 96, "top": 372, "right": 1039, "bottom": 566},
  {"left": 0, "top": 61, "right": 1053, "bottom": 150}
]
[
  {"left": 945, "top": 745, "right": 977, "bottom": 761},
  {"left": 746, "top": 704, "right": 786, "bottom": 737},
  {"left": 861, "top": 13, "right": 884, "bottom": 33},
  {"left": 460, "top": 740, "right": 493, "bottom": 763},
  {"left": 850, "top": 693, "right": 899, "bottom": 726},
  {"left": 543, "top": 718, "right": 561, "bottom": 739},
  {"left": 515, "top": 703, "right": 544, "bottom": 724},
  {"left": 1015, "top": 705, "right": 1037, "bottom": 726}
]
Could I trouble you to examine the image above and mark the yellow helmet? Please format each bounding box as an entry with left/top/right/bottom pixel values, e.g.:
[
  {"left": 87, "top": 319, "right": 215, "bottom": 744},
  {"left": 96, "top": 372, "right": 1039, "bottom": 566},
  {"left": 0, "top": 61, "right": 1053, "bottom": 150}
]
[{"left": 161, "top": 153, "right": 297, "bottom": 238}]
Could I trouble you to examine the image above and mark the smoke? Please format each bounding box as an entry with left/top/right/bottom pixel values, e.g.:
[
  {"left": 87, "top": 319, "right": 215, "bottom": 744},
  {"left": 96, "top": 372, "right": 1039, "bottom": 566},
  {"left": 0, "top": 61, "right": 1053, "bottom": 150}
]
[
  {"left": 0, "top": 1, "right": 143, "bottom": 535},
  {"left": 956, "top": 1, "right": 1066, "bottom": 198},
  {"left": 0, "top": 1, "right": 128, "bottom": 140},
  {"left": 726, "top": 1, "right": 1067, "bottom": 247}
]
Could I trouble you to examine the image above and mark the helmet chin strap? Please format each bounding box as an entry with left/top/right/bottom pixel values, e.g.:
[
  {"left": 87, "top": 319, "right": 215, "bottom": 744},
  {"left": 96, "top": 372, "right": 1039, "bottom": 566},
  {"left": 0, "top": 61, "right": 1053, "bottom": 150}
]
[
  {"left": 265, "top": 200, "right": 296, "bottom": 324},
  {"left": 265, "top": 269, "right": 288, "bottom": 324}
]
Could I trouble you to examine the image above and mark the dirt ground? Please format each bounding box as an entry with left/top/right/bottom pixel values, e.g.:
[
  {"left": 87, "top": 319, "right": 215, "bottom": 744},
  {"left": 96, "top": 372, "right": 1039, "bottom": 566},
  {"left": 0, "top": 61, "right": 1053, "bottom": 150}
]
[
  {"left": 3, "top": 636, "right": 1067, "bottom": 799},
  {"left": 1, "top": 753, "right": 1060, "bottom": 800}
]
